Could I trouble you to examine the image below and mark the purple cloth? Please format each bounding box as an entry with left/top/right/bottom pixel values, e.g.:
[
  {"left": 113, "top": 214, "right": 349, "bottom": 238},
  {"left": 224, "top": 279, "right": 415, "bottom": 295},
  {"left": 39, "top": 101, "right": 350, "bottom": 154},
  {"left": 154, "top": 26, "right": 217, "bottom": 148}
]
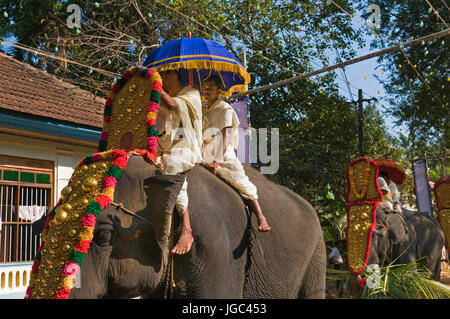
[
  {"left": 412, "top": 160, "right": 434, "bottom": 216},
  {"left": 229, "top": 98, "right": 253, "bottom": 165}
]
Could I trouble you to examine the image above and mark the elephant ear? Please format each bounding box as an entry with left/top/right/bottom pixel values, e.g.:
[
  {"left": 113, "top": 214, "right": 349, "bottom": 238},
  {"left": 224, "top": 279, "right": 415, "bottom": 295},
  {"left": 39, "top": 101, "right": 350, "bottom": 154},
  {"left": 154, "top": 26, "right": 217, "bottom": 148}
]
[
  {"left": 144, "top": 174, "right": 186, "bottom": 251},
  {"left": 385, "top": 212, "right": 408, "bottom": 245}
]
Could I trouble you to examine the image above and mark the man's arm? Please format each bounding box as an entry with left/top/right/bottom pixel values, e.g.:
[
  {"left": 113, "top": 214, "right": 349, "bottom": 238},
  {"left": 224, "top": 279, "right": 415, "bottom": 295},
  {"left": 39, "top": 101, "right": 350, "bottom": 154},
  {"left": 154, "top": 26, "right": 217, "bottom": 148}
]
[
  {"left": 206, "top": 126, "right": 232, "bottom": 175},
  {"left": 160, "top": 90, "right": 177, "bottom": 110}
]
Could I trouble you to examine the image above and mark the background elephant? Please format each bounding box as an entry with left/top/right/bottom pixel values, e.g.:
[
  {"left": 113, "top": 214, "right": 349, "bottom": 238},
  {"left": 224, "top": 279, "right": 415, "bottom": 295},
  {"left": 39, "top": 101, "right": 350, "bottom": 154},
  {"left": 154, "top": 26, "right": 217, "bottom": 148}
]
[
  {"left": 35, "top": 155, "right": 325, "bottom": 298},
  {"left": 368, "top": 207, "right": 445, "bottom": 280}
]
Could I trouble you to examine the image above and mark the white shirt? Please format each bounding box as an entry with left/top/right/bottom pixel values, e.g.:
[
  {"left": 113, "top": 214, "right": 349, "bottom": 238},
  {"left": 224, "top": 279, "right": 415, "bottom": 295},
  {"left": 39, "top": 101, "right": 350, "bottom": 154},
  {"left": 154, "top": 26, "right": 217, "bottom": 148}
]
[
  {"left": 158, "top": 86, "right": 203, "bottom": 174},
  {"left": 388, "top": 180, "right": 401, "bottom": 205},
  {"left": 327, "top": 247, "right": 343, "bottom": 266},
  {"left": 202, "top": 99, "right": 239, "bottom": 164}
]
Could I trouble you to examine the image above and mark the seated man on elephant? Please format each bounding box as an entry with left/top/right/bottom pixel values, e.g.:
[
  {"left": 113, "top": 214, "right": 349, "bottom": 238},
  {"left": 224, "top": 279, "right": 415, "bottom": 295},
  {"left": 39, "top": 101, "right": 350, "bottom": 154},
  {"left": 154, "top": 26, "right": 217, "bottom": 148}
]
[
  {"left": 377, "top": 176, "right": 393, "bottom": 210},
  {"left": 201, "top": 75, "right": 271, "bottom": 232},
  {"left": 157, "top": 69, "right": 203, "bottom": 254},
  {"left": 379, "top": 171, "right": 402, "bottom": 213}
]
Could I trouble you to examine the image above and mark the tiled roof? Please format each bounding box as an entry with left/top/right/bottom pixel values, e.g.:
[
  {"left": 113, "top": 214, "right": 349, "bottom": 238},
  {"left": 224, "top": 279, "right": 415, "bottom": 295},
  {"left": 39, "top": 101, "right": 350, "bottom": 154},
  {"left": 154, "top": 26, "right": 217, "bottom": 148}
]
[{"left": 0, "top": 53, "right": 104, "bottom": 129}]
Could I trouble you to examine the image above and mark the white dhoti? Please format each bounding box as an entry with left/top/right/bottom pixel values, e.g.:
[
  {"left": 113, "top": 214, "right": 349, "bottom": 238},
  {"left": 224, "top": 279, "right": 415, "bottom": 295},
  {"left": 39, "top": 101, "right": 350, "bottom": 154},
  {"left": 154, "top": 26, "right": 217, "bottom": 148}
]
[
  {"left": 175, "top": 179, "right": 189, "bottom": 214},
  {"left": 157, "top": 86, "right": 203, "bottom": 215},
  {"left": 216, "top": 157, "right": 258, "bottom": 200},
  {"left": 389, "top": 180, "right": 402, "bottom": 213},
  {"left": 378, "top": 176, "right": 393, "bottom": 210},
  {"left": 202, "top": 100, "right": 258, "bottom": 201}
]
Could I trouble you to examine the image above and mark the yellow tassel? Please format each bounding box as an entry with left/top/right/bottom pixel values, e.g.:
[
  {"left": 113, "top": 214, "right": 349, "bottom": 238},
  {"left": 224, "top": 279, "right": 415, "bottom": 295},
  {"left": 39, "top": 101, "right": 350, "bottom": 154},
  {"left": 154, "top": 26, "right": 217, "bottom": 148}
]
[
  {"left": 79, "top": 226, "right": 94, "bottom": 241},
  {"left": 100, "top": 150, "right": 112, "bottom": 160},
  {"left": 217, "top": 71, "right": 226, "bottom": 90},
  {"left": 147, "top": 112, "right": 158, "bottom": 120},
  {"left": 63, "top": 275, "right": 76, "bottom": 289},
  {"left": 150, "top": 72, "right": 162, "bottom": 83},
  {"left": 103, "top": 187, "right": 115, "bottom": 199},
  {"left": 196, "top": 69, "right": 202, "bottom": 92},
  {"left": 152, "top": 60, "right": 251, "bottom": 85}
]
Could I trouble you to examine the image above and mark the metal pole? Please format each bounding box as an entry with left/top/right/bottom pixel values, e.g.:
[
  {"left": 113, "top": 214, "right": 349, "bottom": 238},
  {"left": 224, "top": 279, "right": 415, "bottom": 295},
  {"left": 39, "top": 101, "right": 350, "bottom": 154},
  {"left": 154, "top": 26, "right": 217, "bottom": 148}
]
[{"left": 358, "top": 89, "right": 364, "bottom": 157}]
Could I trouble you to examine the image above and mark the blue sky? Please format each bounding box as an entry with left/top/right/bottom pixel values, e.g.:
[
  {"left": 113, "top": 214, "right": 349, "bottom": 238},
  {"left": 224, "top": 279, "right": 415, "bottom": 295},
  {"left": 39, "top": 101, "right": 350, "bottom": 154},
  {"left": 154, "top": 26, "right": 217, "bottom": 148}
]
[
  {"left": 324, "top": 9, "right": 411, "bottom": 140},
  {"left": 331, "top": 43, "right": 409, "bottom": 139}
]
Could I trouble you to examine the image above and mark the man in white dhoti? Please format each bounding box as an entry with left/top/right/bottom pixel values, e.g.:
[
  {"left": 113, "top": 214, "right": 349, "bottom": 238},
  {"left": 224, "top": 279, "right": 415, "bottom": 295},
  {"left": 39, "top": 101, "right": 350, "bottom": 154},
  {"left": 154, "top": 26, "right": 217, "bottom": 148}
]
[
  {"left": 158, "top": 69, "right": 203, "bottom": 254},
  {"left": 201, "top": 75, "right": 271, "bottom": 232},
  {"left": 377, "top": 176, "right": 394, "bottom": 210},
  {"left": 379, "top": 171, "right": 402, "bottom": 213}
]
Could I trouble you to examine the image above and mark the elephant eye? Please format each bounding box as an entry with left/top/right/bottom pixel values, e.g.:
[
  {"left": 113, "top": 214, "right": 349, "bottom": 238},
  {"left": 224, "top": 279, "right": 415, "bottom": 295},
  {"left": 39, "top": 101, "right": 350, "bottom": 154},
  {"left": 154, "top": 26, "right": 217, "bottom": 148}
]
[{"left": 94, "top": 228, "right": 112, "bottom": 246}]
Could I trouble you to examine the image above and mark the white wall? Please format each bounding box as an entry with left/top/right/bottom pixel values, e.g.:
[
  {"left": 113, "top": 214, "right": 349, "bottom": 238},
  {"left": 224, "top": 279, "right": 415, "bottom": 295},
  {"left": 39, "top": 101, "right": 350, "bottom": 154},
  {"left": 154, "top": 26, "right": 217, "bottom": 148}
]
[{"left": 0, "top": 263, "right": 33, "bottom": 298}]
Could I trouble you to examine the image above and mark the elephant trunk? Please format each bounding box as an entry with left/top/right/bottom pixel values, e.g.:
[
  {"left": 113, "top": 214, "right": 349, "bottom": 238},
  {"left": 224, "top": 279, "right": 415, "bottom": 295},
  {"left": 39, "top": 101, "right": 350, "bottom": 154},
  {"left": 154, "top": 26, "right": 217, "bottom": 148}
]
[
  {"left": 69, "top": 248, "right": 109, "bottom": 298},
  {"left": 145, "top": 174, "right": 186, "bottom": 268}
]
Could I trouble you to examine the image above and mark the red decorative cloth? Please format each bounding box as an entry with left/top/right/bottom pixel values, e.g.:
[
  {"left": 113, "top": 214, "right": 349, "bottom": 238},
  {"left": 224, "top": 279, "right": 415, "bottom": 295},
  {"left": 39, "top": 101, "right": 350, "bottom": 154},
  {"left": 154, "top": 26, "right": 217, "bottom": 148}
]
[{"left": 373, "top": 158, "right": 406, "bottom": 185}]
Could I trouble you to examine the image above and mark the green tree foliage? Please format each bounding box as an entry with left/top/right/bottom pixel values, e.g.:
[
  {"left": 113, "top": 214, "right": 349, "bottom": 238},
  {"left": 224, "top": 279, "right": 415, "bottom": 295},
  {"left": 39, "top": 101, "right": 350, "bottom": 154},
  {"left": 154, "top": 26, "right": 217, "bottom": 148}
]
[
  {"left": 0, "top": 1, "right": 69, "bottom": 71},
  {"left": 0, "top": 0, "right": 402, "bottom": 217},
  {"left": 357, "top": 0, "right": 449, "bottom": 153},
  {"left": 190, "top": 0, "right": 401, "bottom": 209}
]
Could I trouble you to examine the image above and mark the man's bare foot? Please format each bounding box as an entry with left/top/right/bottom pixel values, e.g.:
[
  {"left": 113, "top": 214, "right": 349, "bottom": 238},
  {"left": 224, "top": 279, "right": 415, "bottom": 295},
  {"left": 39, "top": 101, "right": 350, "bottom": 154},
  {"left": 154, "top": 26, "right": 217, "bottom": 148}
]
[
  {"left": 171, "top": 228, "right": 194, "bottom": 255},
  {"left": 247, "top": 199, "right": 271, "bottom": 232},
  {"left": 257, "top": 216, "right": 271, "bottom": 232}
]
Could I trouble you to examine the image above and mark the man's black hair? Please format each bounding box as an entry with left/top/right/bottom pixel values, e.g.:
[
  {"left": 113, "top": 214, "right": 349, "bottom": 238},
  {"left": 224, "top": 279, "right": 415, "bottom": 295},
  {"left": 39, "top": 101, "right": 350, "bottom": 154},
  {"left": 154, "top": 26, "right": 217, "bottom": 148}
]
[
  {"left": 175, "top": 69, "right": 183, "bottom": 82},
  {"left": 160, "top": 69, "right": 183, "bottom": 82},
  {"left": 204, "top": 74, "right": 222, "bottom": 89},
  {"left": 380, "top": 171, "right": 389, "bottom": 180}
]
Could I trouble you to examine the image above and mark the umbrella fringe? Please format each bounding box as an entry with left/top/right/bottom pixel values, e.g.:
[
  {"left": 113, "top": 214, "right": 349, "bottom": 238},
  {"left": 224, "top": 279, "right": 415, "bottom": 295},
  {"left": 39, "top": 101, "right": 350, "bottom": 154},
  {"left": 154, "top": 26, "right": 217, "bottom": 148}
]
[{"left": 151, "top": 60, "right": 251, "bottom": 96}]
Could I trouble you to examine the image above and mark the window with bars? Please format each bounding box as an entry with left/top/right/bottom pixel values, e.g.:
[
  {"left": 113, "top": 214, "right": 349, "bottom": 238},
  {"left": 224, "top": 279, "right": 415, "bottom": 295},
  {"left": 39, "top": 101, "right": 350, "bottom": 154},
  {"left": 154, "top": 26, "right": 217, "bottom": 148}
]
[{"left": 0, "top": 155, "right": 53, "bottom": 264}]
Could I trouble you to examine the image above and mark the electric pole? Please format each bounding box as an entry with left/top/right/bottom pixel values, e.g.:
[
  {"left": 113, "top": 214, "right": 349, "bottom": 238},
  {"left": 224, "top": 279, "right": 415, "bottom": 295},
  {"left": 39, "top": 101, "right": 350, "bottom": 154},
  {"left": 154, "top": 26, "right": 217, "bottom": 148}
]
[{"left": 351, "top": 89, "right": 377, "bottom": 157}]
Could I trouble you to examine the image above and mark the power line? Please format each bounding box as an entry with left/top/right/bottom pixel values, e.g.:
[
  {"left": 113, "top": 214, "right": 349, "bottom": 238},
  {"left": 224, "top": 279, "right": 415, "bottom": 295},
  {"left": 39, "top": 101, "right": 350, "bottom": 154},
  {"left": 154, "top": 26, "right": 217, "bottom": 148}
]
[
  {"left": 329, "top": 0, "right": 448, "bottom": 107},
  {"left": 0, "top": 36, "right": 120, "bottom": 78},
  {"left": 229, "top": 29, "right": 449, "bottom": 99},
  {"left": 441, "top": 0, "right": 450, "bottom": 11},
  {"left": 425, "top": 0, "right": 449, "bottom": 28},
  {"left": 150, "top": 0, "right": 370, "bottom": 104}
]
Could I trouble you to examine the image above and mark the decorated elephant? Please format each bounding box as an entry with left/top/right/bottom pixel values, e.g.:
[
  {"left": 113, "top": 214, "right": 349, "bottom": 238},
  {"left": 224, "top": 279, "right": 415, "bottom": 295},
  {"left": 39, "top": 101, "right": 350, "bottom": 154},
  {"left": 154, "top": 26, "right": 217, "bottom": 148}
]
[
  {"left": 368, "top": 207, "right": 445, "bottom": 280},
  {"left": 33, "top": 155, "right": 326, "bottom": 298}
]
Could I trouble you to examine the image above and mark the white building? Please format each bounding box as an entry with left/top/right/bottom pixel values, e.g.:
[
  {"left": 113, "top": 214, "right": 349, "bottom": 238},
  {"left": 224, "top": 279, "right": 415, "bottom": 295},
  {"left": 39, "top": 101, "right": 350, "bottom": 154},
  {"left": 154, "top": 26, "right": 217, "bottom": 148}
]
[{"left": 0, "top": 53, "right": 103, "bottom": 298}]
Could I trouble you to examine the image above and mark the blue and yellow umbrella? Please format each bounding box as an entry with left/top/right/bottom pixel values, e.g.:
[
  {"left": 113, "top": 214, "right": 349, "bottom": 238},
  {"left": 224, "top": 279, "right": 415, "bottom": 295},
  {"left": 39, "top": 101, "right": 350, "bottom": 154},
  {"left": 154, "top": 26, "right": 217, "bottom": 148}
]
[{"left": 143, "top": 37, "right": 250, "bottom": 96}]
